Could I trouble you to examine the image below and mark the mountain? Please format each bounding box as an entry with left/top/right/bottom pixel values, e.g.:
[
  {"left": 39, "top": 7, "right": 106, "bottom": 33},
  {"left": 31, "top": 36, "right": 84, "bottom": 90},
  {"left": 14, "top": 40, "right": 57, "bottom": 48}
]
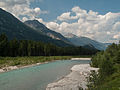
[
  {"left": 24, "top": 20, "right": 71, "bottom": 44},
  {"left": 65, "top": 33, "right": 109, "bottom": 50},
  {"left": 103, "top": 43, "right": 112, "bottom": 47},
  {"left": 83, "top": 44, "right": 98, "bottom": 50},
  {"left": 0, "top": 8, "right": 72, "bottom": 47}
]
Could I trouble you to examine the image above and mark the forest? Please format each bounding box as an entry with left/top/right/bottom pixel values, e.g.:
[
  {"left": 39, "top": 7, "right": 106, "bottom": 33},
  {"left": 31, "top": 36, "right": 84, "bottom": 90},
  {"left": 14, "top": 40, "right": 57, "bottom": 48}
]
[
  {"left": 0, "top": 33, "right": 98, "bottom": 57},
  {"left": 88, "top": 43, "right": 120, "bottom": 90}
]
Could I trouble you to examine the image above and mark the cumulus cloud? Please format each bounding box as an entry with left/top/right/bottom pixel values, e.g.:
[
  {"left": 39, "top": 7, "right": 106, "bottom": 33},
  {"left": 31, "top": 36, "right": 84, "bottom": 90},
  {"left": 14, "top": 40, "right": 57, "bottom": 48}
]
[
  {"left": 57, "top": 12, "right": 77, "bottom": 21},
  {"left": 0, "top": 0, "right": 48, "bottom": 21},
  {"left": 22, "top": 17, "right": 29, "bottom": 21},
  {"left": 46, "top": 22, "right": 59, "bottom": 30},
  {"left": 46, "top": 6, "right": 120, "bottom": 43},
  {"left": 113, "top": 21, "right": 120, "bottom": 31},
  {"left": 113, "top": 33, "right": 120, "bottom": 39},
  {"left": 1, "top": 1, "right": 120, "bottom": 43}
]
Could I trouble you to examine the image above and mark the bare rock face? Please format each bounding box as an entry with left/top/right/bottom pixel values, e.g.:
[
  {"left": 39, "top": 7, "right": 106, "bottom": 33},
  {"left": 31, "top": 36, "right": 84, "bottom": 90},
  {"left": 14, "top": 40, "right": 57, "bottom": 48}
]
[{"left": 46, "top": 64, "right": 99, "bottom": 90}]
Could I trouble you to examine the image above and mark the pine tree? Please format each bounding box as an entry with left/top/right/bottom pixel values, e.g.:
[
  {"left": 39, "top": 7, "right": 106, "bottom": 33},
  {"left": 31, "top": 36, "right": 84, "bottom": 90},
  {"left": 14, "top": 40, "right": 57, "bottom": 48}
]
[{"left": 0, "top": 33, "right": 8, "bottom": 56}]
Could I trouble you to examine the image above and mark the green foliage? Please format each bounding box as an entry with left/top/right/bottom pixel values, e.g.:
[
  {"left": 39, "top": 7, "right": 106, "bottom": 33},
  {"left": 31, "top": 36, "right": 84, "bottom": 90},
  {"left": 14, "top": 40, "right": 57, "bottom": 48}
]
[
  {"left": 0, "top": 33, "right": 8, "bottom": 56},
  {"left": 113, "top": 50, "right": 120, "bottom": 64},
  {"left": 0, "top": 34, "right": 98, "bottom": 57},
  {"left": 87, "top": 70, "right": 100, "bottom": 89},
  {"left": 0, "top": 56, "right": 75, "bottom": 68},
  {"left": 88, "top": 43, "right": 120, "bottom": 90},
  {"left": 0, "top": 33, "right": 96, "bottom": 68},
  {"left": 91, "top": 51, "right": 104, "bottom": 67}
]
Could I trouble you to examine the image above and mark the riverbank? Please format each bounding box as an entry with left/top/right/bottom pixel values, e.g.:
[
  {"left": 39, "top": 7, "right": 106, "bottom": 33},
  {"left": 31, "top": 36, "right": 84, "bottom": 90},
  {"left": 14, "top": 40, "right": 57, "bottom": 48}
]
[
  {"left": 46, "top": 64, "right": 99, "bottom": 90},
  {"left": 0, "top": 62, "right": 46, "bottom": 73},
  {"left": 71, "top": 58, "right": 91, "bottom": 60},
  {"left": 0, "top": 56, "right": 91, "bottom": 73},
  {"left": 0, "top": 56, "right": 71, "bottom": 73}
]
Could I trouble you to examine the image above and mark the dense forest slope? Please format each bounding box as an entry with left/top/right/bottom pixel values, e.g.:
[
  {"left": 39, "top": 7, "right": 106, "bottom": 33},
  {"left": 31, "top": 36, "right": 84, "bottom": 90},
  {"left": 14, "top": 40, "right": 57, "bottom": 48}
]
[
  {"left": 0, "top": 33, "right": 98, "bottom": 57},
  {"left": 0, "top": 8, "right": 71, "bottom": 47}
]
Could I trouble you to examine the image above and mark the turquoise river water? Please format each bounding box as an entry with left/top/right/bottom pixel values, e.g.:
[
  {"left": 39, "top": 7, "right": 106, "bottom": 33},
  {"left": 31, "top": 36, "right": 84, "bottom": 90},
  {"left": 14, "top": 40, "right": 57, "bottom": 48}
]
[{"left": 0, "top": 60, "right": 90, "bottom": 90}]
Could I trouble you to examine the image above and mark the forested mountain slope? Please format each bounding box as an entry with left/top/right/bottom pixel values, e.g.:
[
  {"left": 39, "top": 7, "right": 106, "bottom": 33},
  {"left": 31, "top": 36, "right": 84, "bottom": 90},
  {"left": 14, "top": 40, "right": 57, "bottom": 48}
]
[{"left": 0, "top": 8, "right": 71, "bottom": 47}]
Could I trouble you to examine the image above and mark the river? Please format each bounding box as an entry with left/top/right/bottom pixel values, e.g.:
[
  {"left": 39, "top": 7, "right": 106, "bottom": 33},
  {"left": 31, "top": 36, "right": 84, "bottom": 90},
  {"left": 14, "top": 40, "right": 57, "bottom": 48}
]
[{"left": 0, "top": 60, "right": 90, "bottom": 90}]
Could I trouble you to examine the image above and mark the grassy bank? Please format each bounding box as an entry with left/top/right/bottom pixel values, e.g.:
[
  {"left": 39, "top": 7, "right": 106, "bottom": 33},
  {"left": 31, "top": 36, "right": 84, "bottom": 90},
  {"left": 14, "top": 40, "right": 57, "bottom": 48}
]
[{"left": 0, "top": 56, "right": 91, "bottom": 69}]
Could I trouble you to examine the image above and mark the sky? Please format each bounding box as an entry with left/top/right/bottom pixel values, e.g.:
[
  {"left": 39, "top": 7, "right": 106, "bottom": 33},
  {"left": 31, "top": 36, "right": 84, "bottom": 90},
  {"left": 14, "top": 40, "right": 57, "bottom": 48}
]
[{"left": 0, "top": 0, "right": 120, "bottom": 43}]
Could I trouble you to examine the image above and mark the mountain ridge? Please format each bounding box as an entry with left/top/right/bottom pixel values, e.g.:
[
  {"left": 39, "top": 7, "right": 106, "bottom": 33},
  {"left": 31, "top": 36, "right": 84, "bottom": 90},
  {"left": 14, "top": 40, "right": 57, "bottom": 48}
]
[
  {"left": 65, "top": 33, "right": 111, "bottom": 50},
  {"left": 0, "top": 8, "right": 71, "bottom": 47},
  {"left": 24, "top": 20, "right": 72, "bottom": 44}
]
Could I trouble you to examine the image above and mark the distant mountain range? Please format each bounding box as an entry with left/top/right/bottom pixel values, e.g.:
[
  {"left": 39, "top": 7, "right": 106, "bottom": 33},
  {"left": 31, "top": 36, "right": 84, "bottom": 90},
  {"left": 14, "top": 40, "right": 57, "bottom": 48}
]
[
  {"left": 0, "top": 8, "right": 72, "bottom": 47},
  {"left": 0, "top": 8, "right": 111, "bottom": 50},
  {"left": 65, "top": 33, "right": 111, "bottom": 50},
  {"left": 24, "top": 20, "right": 71, "bottom": 44}
]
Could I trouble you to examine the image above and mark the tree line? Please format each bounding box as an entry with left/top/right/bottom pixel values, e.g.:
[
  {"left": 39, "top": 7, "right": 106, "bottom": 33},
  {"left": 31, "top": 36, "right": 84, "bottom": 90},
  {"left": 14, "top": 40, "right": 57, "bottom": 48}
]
[
  {"left": 0, "top": 33, "right": 98, "bottom": 57},
  {"left": 88, "top": 43, "right": 120, "bottom": 89}
]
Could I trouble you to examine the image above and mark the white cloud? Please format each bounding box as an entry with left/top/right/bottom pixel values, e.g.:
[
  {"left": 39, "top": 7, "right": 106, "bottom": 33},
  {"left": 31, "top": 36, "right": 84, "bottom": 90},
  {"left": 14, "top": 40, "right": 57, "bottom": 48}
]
[
  {"left": 1, "top": 1, "right": 120, "bottom": 43},
  {"left": 0, "top": 0, "right": 29, "bottom": 7},
  {"left": 107, "top": 31, "right": 111, "bottom": 35},
  {"left": 113, "top": 21, "right": 120, "bottom": 31},
  {"left": 34, "top": 7, "right": 41, "bottom": 13},
  {"left": 46, "top": 22, "right": 59, "bottom": 30},
  {"left": 46, "top": 6, "right": 120, "bottom": 43},
  {"left": 113, "top": 34, "right": 120, "bottom": 39},
  {"left": 0, "top": 0, "right": 48, "bottom": 21},
  {"left": 57, "top": 12, "right": 77, "bottom": 21},
  {"left": 72, "top": 6, "right": 87, "bottom": 14},
  {"left": 22, "top": 17, "right": 29, "bottom": 21}
]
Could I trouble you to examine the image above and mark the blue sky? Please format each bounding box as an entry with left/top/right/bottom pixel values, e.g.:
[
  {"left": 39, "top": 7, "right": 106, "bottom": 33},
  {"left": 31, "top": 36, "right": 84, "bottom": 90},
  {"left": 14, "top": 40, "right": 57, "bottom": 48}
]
[
  {"left": 0, "top": 0, "right": 120, "bottom": 43},
  {"left": 31, "top": 0, "right": 120, "bottom": 21}
]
